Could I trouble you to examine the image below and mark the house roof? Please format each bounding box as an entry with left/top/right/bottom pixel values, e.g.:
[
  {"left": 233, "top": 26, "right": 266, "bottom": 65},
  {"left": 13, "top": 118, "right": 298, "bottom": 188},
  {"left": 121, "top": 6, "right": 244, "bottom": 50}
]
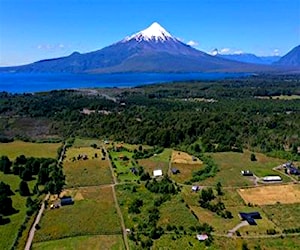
[
  {"left": 60, "top": 197, "right": 74, "bottom": 206},
  {"left": 171, "top": 168, "right": 178, "bottom": 173},
  {"left": 153, "top": 169, "right": 163, "bottom": 177},
  {"left": 239, "top": 212, "right": 261, "bottom": 225},
  {"left": 263, "top": 176, "right": 282, "bottom": 181},
  {"left": 196, "top": 234, "right": 208, "bottom": 241}
]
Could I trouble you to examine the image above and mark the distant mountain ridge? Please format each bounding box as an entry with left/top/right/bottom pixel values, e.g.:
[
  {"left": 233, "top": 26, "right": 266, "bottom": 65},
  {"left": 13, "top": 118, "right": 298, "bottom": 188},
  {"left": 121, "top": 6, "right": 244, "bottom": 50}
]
[
  {"left": 275, "top": 45, "right": 300, "bottom": 66},
  {"left": 213, "top": 51, "right": 280, "bottom": 65},
  {"left": 0, "top": 22, "right": 298, "bottom": 73}
]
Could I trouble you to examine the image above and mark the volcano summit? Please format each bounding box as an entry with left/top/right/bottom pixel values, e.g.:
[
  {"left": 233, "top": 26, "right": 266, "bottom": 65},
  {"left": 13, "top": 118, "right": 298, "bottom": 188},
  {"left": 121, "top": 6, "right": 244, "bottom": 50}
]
[{"left": 1, "top": 22, "right": 278, "bottom": 73}]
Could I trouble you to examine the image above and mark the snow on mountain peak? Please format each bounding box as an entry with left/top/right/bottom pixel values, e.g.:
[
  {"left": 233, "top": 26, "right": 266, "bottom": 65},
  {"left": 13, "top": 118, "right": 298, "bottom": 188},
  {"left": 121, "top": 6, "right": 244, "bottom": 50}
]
[{"left": 124, "top": 22, "right": 175, "bottom": 42}]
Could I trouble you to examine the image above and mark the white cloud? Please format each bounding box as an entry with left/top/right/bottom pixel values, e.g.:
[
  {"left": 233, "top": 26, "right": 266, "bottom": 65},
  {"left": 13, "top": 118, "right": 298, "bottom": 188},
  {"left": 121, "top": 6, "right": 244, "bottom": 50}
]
[
  {"left": 273, "top": 49, "right": 280, "bottom": 56},
  {"left": 187, "top": 40, "right": 199, "bottom": 47},
  {"left": 233, "top": 50, "right": 243, "bottom": 55},
  {"left": 220, "top": 48, "right": 231, "bottom": 54},
  {"left": 37, "top": 43, "right": 66, "bottom": 51}
]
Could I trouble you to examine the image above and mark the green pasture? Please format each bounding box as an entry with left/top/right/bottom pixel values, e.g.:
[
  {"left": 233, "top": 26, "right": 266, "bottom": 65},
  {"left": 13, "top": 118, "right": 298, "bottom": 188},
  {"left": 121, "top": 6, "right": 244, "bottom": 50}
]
[
  {"left": 0, "top": 141, "right": 61, "bottom": 159},
  {"left": 32, "top": 234, "right": 124, "bottom": 250},
  {"left": 200, "top": 151, "right": 287, "bottom": 187},
  {"left": 0, "top": 173, "right": 37, "bottom": 250},
  {"left": 109, "top": 151, "right": 139, "bottom": 182},
  {"left": 34, "top": 186, "right": 121, "bottom": 243},
  {"left": 262, "top": 203, "right": 300, "bottom": 229}
]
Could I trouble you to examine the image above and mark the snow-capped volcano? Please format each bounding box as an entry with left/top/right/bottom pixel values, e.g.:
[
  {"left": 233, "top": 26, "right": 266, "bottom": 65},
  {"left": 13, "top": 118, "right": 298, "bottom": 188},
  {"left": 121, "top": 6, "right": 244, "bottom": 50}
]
[
  {"left": 124, "top": 22, "right": 176, "bottom": 42},
  {"left": 0, "top": 22, "right": 276, "bottom": 73}
]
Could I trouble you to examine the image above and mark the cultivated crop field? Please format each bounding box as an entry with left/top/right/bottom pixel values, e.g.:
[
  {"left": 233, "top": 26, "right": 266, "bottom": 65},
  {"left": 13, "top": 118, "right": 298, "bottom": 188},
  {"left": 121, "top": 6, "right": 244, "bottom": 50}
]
[
  {"left": 238, "top": 184, "right": 300, "bottom": 205},
  {"left": 34, "top": 186, "right": 121, "bottom": 243},
  {"left": 200, "top": 151, "right": 287, "bottom": 187},
  {"left": 32, "top": 234, "right": 124, "bottom": 250},
  {"left": 0, "top": 141, "right": 61, "bottom": 159},
  {"left": 64, "top": 147, "right": 112, "bottom": 187}
]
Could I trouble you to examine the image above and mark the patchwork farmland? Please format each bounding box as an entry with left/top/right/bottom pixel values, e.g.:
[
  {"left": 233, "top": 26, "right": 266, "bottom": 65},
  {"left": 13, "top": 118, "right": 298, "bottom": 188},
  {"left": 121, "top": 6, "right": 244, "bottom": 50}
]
[{"left": 1, "top": 139, "right": 299, "bottom": 250}]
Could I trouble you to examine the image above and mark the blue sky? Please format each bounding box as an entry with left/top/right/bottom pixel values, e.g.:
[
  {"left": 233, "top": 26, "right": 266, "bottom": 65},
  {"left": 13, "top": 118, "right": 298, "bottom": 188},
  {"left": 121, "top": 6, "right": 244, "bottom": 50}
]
[{"left": 0, "top": 0, "right": 299, "bottom": 66}]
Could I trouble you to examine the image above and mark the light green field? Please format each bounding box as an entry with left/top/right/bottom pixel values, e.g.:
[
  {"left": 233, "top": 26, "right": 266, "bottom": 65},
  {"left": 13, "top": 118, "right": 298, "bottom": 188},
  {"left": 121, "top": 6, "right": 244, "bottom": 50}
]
[
  {"left": 158, "top": 195, "right": 199, "bottom": 229},
  {"left": 0, "top": 173, "right": 37, "bottom": 250},
  {"left": 109, "top": 151, "right": 139, "bottom": 182},
  {"left": 64, "top": 147, "right": 112, "bottom": 187},
  {"left": 0, "top": 141, "right": 61, "bottom": 159},
  {"left": 200, "top": 151, "right": 287, "bottom": 187},
  {"left": 32, "top": 235, "right": 124, "bottom": 250},
  {"left": 262, "top": 203, "right": 300, "bottom": 229},
  {"left": 34, "top": 186, "right": 121, "bottom": 243}
]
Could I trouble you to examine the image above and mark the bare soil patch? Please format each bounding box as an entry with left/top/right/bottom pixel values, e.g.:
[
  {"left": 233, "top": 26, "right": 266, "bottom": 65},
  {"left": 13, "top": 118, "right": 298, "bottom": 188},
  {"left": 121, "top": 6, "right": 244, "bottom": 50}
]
[{"left": 238, "top": 184, "right": 300, "bottom": 205}]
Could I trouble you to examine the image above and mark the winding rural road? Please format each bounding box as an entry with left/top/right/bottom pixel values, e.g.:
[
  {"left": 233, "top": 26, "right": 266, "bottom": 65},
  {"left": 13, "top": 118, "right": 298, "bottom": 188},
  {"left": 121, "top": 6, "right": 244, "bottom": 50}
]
[{"left": 24, "top": 193, "right": 49, "bottom": 250}]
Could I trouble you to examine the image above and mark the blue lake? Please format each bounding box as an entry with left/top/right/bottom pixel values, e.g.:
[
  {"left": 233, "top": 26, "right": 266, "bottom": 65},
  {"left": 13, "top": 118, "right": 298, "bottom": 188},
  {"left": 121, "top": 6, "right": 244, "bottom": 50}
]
[{"left": 0, "top": 72, "right": 249, "bottom": 93}]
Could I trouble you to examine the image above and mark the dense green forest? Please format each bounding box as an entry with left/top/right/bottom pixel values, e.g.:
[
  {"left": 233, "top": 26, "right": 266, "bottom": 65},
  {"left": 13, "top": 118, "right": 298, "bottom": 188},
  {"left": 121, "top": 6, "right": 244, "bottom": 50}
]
[{"left": 0, "top": 75, "right": 299, "bottom": 160}]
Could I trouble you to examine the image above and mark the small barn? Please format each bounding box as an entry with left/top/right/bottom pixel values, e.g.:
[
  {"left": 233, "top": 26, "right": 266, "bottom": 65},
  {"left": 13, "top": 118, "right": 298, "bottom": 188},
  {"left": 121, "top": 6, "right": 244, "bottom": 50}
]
[
  {"left": 60, "top": 197, "right": 74, "bottom": 206},
  {"left": 191, "top": 186, "right": 199, "bottom": 192},
  {"left": 196, "top": 234, "right": 208, "bottom": 241},
  {"left": 130, "top": 167, "right": 138, "bottom": 175},
  {"left": 153, "top": 169, "right": 163, "bottom": 177},
  {"left": 263, "top": 176, "right": 282, "bottom": 182},
  {"left": 171, "top": 168, "right": 179, "bottom": 174},
  {"left": 241, "top": 170, "right": 253, "bottom": 176},
  {"left": 239, "top": 212, "right": 261, "bottom": 225}
]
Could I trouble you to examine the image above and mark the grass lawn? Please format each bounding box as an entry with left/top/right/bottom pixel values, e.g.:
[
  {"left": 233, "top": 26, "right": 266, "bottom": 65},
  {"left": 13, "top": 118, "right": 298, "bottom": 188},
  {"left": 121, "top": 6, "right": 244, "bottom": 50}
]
[
  {"left": 109, "top": 151, "right": 139, "bottom": 182},
  {"left": 262, "top": 203, "right": 300, "bottom": 229},
  {"left": 0, "top": 141, "right": 61, "bottom": 159},
  {"left": 158, "top": 195, "right": 199, "bottom": 230},
  {"left": 34, "top": 186, "right": 121, "bottom": 242},
  {"left": 200, "top": 151, "right": 287, "bottom": 187},
  {"left": 64, "top": 147, "right": 112, "bottom": 187},
  {"left": 0, "top": 173, "right": 38, "bottom": 250},
  {"left": 32, "top": 235, "right": 124, "bottom": 250}
]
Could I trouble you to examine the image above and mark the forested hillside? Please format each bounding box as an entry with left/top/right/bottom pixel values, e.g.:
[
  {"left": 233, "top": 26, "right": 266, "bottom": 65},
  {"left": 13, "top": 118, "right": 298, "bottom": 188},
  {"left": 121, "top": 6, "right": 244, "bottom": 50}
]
[{"left": 0, "top": 75, "right": 299, "bottom": 160}]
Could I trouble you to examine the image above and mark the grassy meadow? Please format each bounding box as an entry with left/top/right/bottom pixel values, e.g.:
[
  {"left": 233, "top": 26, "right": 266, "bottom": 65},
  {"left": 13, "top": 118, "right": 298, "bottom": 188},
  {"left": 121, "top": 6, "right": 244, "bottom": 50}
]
[
  {"left": 64, "top": 146, "right": 112, "bottom": 187},
  {"left": 109, "top": 150, "right": 139, "bottom": 182},
  {"left": 34, "top": 186, "right": 121, "bottom": 243},
  {"left": 0, "top": 172, "right": 38, "bottom": 250},
  {"left": 32, "top": 235, "right": 124, "bottom": 250},
  {"left": 262, "top": 203, "right": 300, "bottom": 229},
  {"left": 200, "top": 151, "right": 287, "bottom": 187},
  {"left": 0, "top": 141, "right": 61, "bottom": 159},
  {"left": 138, "top": 148, "right": 171, "bottom": 176}
]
